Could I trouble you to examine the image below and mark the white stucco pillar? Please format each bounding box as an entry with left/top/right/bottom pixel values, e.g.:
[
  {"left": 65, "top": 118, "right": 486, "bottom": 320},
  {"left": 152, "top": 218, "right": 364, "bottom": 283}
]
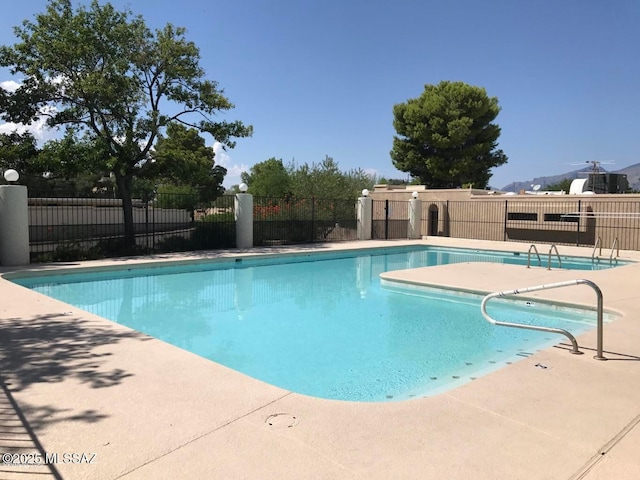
[
  {"left": 408, "top": 196, "right": 422, "bottom": 239},
  {"left": 357, "top": 196, "right": 372, "bottom": 240},
  {"left": 0, "top": 185, "right": 30, "bottom": 265},
  {"left": 235, "top": 193, "right": 253, "bottom": 249}
]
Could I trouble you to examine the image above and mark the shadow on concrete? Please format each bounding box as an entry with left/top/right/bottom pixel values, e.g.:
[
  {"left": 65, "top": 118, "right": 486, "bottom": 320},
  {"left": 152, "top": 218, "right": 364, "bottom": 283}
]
[
  {"left": 0, "top": 380, "right": 63, "bottom": 479},
  {"left": 555, "top": 343, "right": 640, "bottom": 361},
  {"left": 0, "top": 312, "right": 149, "bottom": 393},
  {"left": 0, "top": 313, "right": 149, "bottom": 477}
]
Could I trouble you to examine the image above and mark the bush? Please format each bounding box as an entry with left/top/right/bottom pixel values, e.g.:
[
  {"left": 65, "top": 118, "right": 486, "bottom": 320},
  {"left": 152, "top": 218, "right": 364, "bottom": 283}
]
[{"left": 155, "top": 185, "right": 199, "bottom": 210}]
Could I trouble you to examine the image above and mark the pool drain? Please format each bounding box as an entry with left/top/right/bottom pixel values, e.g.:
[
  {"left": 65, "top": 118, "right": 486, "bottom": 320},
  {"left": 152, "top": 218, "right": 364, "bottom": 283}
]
[{"left": 265, "top": 413, "right": 299, "bottom": 428}]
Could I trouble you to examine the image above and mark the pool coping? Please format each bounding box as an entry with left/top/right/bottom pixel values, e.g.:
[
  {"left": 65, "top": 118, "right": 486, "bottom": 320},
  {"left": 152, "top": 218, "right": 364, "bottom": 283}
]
[{"left": 1, "top": 238, "right": 640, "bottom": 479}]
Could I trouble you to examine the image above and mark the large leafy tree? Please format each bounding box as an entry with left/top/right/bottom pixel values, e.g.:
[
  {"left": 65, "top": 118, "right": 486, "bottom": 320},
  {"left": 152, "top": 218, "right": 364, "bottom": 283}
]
[
  {"left": 152, "top": 123, "right": 226, "bottom": 200},
  {"left": 0, "top": 130, "right": 115, "bottom": 194},
  {"left": 241, "top": 157, "right": 292, "bottom": 197},
  {"left": 391, "top": 81, "right": 507, "bottom": 188},
  {"left": 241, "top": 155, "right": 374, "bottom": 199},
  {"left": 0, "top": 131, "right": 40, "bottom": 179},
  {"left": 0, "top": 0, "right": 252, "bottom": 246},
  {"left": 37, "top": 132, "right": 115, "bottom": 195},
  {"left": 290, "top": 156, "right": 373, "bottom": 199}
]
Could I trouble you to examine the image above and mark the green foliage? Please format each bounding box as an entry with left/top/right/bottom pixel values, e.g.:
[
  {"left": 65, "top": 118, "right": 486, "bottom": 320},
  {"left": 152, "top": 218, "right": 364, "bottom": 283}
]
[
  {"left": 151, "top": 123, "right": 226, "bottom": 204},
  {"left": 200, "top": 212, "right": 235, "bottom": 222},
  {"left": 31, "top": 238, "right": 146, "bottom": 263},
  {"left": 376, "top": 177, "right": 414, "bottom": 186},
  {"left": 542, "top": 178, "right": 573, "bottom": 192},
  {"left": 0, "top": 131, "right": 118, "bottom": 195},
  {"left": 241, "top": 157, "right": 292, "bottom": 197},
  {"left": 290, "top": 156, "right": 373, "bottom": 199},
  {"left": 242, "top": 155, "right": 374, "bottom": 199},
  {"left": 155, "top": 184, "right": 199, "bottom": 210},
  {"left": 391, "top": 81, "right": 508, "bottom": 188},
  {"left": 252, "top": 196, "right": 356, "bottom": 245},
  {"left": 0, "top": 131, "right": 39, "bottom": 179},
  {"left": 154, "top": 222, "right": 235, "bottom": 252},
  {"left": 0, "top": 0, "right": 251, "bottom": 244}
]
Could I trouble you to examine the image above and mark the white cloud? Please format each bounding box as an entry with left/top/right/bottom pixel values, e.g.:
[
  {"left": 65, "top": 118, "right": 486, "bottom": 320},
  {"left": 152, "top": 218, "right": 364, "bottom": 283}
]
[
  {"left": 1, "top": 79, "right": 58, "bottom": 142},
  {"left": 0, "top": 105, "right": 58, "bottom": 142},
  {"left": 0, "top": 80, "right": 21, "bottom": 93},
  {"left": 213, "top": 141, "right": 249, "bottom": 187}
]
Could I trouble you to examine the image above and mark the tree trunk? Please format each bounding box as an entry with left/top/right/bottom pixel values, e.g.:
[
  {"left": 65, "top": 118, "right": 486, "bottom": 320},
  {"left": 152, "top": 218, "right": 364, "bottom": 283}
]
[{"left": 114, "top": 172, "right": 136, "bottom": 247}]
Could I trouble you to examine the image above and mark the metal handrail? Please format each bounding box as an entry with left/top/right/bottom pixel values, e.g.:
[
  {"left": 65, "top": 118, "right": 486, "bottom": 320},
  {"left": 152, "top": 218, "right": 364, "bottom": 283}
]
[
  {"left": 480, "top": 279, "right": 605, "bottom": 360},
  {"left": 547, "top": 244, "right": 562, "bottom": 270},
  {"left": 609, "top": 238, "right": 619, "bottom": 264},
  {"left": 592, "top": 237, "right": 602, "bottom": 260},
  {"left": 526, "top": 244, "right": 541, "bottom": 268}
]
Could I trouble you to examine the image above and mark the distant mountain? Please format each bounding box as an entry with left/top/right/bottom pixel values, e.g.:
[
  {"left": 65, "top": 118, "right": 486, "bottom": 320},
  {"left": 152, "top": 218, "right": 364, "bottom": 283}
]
[
  {"left": 616, "top": 162, "right": 640, "bottom": 190},
  {"left": 500, "top": 162, "right": 640, "bottom": 192}
]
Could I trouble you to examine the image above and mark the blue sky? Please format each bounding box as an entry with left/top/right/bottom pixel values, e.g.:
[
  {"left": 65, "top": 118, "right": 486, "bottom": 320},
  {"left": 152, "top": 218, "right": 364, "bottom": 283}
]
[{"left": 1, "top": 0, "right": 639, "bottom": 189}]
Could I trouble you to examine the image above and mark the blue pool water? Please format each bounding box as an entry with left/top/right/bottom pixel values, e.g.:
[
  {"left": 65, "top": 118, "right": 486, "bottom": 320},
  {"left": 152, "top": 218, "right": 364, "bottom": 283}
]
[{"left": 14, "top": 246, "right": 615, "bottom": 402}]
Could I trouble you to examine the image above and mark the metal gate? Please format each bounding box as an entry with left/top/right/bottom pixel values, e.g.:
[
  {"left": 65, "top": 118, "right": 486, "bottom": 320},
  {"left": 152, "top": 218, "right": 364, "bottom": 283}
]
[{"left": 372, "top": 200, "right": 409, "bottom": 239}]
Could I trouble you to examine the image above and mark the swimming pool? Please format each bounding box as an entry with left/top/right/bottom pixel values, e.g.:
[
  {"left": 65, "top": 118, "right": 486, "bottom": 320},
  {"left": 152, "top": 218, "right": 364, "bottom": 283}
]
[{"left": 12, "top": 245, "right": 616, "bottom": 402}]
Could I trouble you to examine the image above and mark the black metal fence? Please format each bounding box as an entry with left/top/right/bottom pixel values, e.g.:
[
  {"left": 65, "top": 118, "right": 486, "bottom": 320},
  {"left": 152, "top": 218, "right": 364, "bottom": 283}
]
[
  {"left": 29, "top": 192, "right": 236, "bottom": 262},
  {"left": 28, "top": 193, "right": 359, "bottom": 262},
  {"left": 253, "top": 196, "right": 357, "bottom": 245},
  {"left": 27, "top": 192, "right": 640, "bottom": 262},
  {"left": 434, "top": 199, "right": 640, "bottom": 251}
]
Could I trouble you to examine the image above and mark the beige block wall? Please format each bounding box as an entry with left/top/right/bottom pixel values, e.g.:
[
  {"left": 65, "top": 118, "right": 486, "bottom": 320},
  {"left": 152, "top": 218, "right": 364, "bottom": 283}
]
[{"left": 370, "top": 187, "right": 640, "bottom": 250}]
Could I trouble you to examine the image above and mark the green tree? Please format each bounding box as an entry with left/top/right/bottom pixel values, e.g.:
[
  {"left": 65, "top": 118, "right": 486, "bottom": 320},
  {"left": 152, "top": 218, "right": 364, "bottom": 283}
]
[
  {"left": 289, "top": 155, "right": 374, "bottom": 199},
  {"left": 391, "top": 81, "right": 507, "bottom": 188},
  {"left": 0, "top": 131, "right": 40, "bottom": 181},
  {"left": 240, "top": 157, "right": 292, "bottom": 197},
  {"left": 542, "top": 178, "right": 573, "bottom": 192},
  {"left": 151, "top": 122, "right": 226, "bottom": 203},
  {"left": 0, "top": 0, "right": 252, "bottom": 246}
]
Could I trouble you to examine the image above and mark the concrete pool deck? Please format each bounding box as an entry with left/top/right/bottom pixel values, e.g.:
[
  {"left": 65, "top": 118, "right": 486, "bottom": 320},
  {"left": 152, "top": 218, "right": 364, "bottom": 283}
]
[{"left": 0, "top": 238, "right": 639, "bottom": 479}]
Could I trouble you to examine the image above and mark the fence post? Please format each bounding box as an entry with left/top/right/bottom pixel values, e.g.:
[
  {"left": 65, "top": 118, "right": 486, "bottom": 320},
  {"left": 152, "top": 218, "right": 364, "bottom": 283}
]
[
  {"left": 235, "top": 192, "right": 254, "bottom": 249},
  {"left": 0, "top": 185, "right": 30, "bottom": 265},
  {"left": 576, "top": 199, "right": 582, "bottom": 246},
  {"left": 503, "top": 199, "right": 508, "bottom": 241},
  {"left": 408, "top": 195, "right": 422, "bottom": 239},
  {"left": 384, "top": 199, "right": 389, "bottom": 240},
  {"left": 311, "top": 197, "right": 315, "bottom": 241},
  {"left": 446, "top": 200, "right": 450, "bottom": 237},
  {"left": 144, "top": 196, "right": 149, "bottom": 254},
  {"left": 356, "top": 194, "right": 372, "bottom": 240}
]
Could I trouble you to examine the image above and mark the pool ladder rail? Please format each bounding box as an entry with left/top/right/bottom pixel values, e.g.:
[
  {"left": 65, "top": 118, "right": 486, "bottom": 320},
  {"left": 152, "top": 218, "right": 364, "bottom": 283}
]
[
  {"left": 481, "top": 279, "right": 605, "bottom": 360},
  {"left": 592, "top": 237, "right": 619, "bottom": 265},
  {"left": 527, "top": 244, "right": 562, "bottom": 270}
]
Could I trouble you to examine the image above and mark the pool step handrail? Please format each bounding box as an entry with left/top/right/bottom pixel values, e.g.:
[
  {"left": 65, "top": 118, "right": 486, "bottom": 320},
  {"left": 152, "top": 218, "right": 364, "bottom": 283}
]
[
  {"left": 526, "top": 244, "right": 541, "bottom": 268},
  {"left": 609, "top": 238, "right": 619, "bottom": 264},
  {"left": 592, "top": 237, "right": 602, "bottom": 261},
  {"left": 547, "top": 244, "right": 562, "bottom": 270},
  {"left": 480, "top": 279, "right": 605, "bottom": 360}
]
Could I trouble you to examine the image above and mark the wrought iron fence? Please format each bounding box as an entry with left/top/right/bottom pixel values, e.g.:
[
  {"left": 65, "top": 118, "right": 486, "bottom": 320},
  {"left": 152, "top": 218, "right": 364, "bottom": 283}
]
[
  {"left": 28, "top": 191, "right": 640, "bottom": 262},
  {"left": 435, "top": 198, "right": 640, "bottom": 251},
  {"left": 253, "top": 196, "right": 357, "bottom": 246},
  {"left": 28, "top": 192, "right": 236, "bottom": 262}
]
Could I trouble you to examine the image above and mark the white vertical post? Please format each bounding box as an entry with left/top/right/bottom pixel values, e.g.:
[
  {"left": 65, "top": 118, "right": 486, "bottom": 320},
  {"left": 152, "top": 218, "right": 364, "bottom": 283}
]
[
  {"left": 0, "top": 185, "right": 30, "bottom": 265},
  {"left": 408, "top": 196, "right": 422, "bottom": 239},
  {"left": 235, "top": 193, "right": 253, "bottom": 249},
  {"left": 357, "top": 195, "right": 372, "bottom": 240}
]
